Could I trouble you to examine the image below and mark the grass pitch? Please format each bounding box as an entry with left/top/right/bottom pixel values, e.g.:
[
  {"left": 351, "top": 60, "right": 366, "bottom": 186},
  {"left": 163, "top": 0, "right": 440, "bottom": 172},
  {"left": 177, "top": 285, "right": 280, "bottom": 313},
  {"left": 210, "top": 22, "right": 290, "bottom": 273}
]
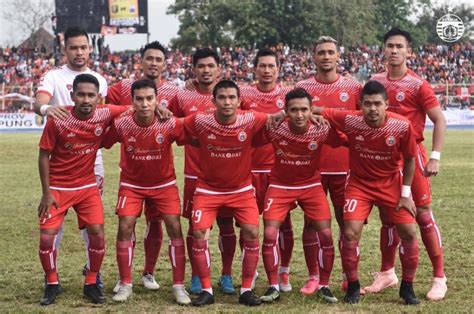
[{"left": 0, "top": 130, "right": 473, "bottom": 312}]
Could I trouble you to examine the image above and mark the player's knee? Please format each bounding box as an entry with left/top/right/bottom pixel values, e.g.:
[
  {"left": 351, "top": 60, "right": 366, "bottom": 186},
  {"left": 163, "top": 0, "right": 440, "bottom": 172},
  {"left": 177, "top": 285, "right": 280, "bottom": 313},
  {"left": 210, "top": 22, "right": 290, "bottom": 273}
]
[
  {"left": 164, "top": 216, "right": 183, "bottom": 239},
  {"left": 263, "top": 226, "right": 279, "bottom": 243},
  {"left": 193, "top": 228, "right": 207, "bottom": 240},
  {"left": 416, "top": 204, "right": 431, "bottom": 215},
  {"left": 86, "top": 224, "right": 103, "bottom": 236},
  {"left": 396, "top": 223, "right": 417, "bottom": 241},
  {"left": 344, "top": 223, "right": 362, "bottom": 241},
  {"left": 241, "top": 225, "right": 259, "bottom": 240}
]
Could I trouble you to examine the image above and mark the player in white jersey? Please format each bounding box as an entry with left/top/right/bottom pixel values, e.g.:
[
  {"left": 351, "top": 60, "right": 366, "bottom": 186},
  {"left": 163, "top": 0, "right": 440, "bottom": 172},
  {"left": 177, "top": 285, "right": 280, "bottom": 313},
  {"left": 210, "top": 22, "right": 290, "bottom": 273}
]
[{"left": 33, "top": 27, "right": 108, "bottom": 288}]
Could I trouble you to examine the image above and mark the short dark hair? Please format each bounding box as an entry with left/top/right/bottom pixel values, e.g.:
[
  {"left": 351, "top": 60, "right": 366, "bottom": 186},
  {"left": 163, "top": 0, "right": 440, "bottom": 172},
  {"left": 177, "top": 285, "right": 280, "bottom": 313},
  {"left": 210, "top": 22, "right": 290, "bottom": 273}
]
[
  {"left": 64, "top": 27, "right": 89, "bottom": 45},
  {"left": 253, "top": 48, "right": 279, "bottom": 67},
  {"left": 361, "top": 81, "right": 387, "bottom": 101},
  {"left": 212, "top": 80, "right": 240, "bottom": 99},
  {"left": 383, "top": 27, "right": 412, "bottom": 46},
  {"left": 285, "top": 88, "right": 312, "bottom": 109},
  {"left": 141, "top": 41, "right": 167, "bottom": 58},
  {"left": 72, "top": 74, "right": 99, "bottom": 92},
  {"left": 192, "top": 48, "right": 220, "bottom": 67},
  {"left": 131, "top": 79, "right": 156, "bottom": 98}
]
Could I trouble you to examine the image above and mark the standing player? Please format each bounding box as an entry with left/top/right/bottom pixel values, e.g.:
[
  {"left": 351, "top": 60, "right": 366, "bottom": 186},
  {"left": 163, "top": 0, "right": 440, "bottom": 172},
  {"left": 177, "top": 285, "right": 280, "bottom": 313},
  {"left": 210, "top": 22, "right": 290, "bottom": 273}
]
[
  {"left": 102, "top": 80, "right": 190, "bottom": 305},
  {"left": 240, "top": 48, "right": 295, "bottom": 291},
  {"left": 369, "top": 28, "right": 447, "bottom": 300},
  {"left": 295, "top": 36, "right": 362, "bottom": 292},
  {"left": 33, "top": 27, "right": 108, "bottom": 287},
  {"left": 183, "top": 80, "right": 281, "bottom": 306},
  {"left": 37, "top": 74, "right": 126, "bottom": 305},
  {"left": 315, "top": 81, "right": 420, "bottom": 305},
  {"left": 256, "top": 88, "right": 341, "bottom": 303},
  {"left": 106, "top": 41, "right": 179, "bottom": 291},
  {"left": 173, "top": 48, "right": 238, "bottom": 294}
]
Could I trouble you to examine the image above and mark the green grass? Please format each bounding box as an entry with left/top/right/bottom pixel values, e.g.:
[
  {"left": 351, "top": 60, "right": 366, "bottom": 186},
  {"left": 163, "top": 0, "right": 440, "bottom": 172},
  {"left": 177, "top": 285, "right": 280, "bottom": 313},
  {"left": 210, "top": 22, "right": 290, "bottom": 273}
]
[{"left": 0, "top": 130, "right": 473, "bottom": 312}]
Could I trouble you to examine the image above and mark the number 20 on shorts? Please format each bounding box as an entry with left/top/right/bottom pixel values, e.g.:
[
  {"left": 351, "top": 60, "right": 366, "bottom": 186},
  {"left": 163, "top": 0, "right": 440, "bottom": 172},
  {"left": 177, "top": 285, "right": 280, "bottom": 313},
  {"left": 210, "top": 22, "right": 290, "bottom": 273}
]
[{"left": 344, "top": 199, "right": 358, "bottom": 213}]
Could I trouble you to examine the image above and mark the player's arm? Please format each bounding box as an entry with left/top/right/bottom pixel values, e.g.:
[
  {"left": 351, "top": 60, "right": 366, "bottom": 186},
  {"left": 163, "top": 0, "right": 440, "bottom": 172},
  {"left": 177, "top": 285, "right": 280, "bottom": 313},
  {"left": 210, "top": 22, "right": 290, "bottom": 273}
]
[
  {"left": 181, "top": 114, "right": 200, "bottom": 147},
  {"left": 424, "top": 106, "right": 446, "bottom": 177},
  {"left": 34, "top": 92, "right": 69, "bottom": 119},
  {"left": 396, "top": 156, "right": 416, "bottom": 217},
  {"left": 101, "top": 122, "right": 120, "bottom": 149},
  {"left": 38, "top": 148, "right": 58, "bottom": 219}
]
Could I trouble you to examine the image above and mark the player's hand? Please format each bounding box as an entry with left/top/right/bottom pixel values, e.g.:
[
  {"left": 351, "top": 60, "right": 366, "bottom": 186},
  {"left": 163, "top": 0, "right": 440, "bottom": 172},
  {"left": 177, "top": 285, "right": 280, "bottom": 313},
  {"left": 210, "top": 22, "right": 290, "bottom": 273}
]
[
  {"left": 156, "top": 106, "right": 173, "bottom": 120},
  {"left": 396, "top": 196, "right": 417, "bottom": 218},
  {"left": 38, "top": 192, "right": 58, "bottom": 219},
  {"left": 46, "top": 106, "right": 69, "bottom": 119},
  {"left": 267, "top": 111, "right": 285, "bottom": 129},
  {"left": 423, "top": 159, "right": 440, "bottom": 177},
  {"left": 310, "top": 114, "right": 329, "bottom": 126}
]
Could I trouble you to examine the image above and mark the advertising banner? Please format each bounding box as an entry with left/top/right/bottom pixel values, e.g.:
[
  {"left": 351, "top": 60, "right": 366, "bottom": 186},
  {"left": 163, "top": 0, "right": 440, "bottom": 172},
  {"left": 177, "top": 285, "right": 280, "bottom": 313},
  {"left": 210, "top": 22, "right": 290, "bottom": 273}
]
[{"left": 109, "top": 0, "right": 139, "bottom": 26}]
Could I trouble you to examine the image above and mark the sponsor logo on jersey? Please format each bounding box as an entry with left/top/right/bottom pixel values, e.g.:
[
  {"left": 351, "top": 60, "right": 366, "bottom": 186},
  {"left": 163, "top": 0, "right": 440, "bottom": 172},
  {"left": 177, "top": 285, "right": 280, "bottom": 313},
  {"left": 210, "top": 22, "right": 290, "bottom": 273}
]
[
  {"left": 208, "top": 133, "right": 216, "bottom": 140},
  {"left": 279, "top": 140, "right": 288, "bottom": 146},
  {"left": 207, "top": 144, "right": 214, "bottom": 151},
  {"left": 190, "top": 106, "right": 198, "bottom": 112},
  {"left": 64, "top": 142, "right": 73, "bottom": 150},
  {"left": 156, "top": 133, "right": 164, "bottom": 144},
  {"left": 250, "top": 103, "right": 258, "bottom": 108},
  {"left": 94, "top": 125, "right": 103, "bottom": 136},
  {"left": 386, "top": 135, "right": 396, "bottom": 146},
  {"left": 238, "top": 131, "right": 247, "bottom": 142},
  {"left": 67, "top": 132, "right": 76, "bottom": 137},
  {"left": 160, "top": 99, "right": 169, "bottom": 108},
  {"left": 339, "top": 91, "right": 349, "bottom": 102},
  {"left": 308, "top": 141, "right": 318, "bottom": 150},
  {"left": 276, "top": 99, "right": 284, "bottom": 108},
  {"left": 396, "top": 91, "right": 405, "bottom": 102},
  {"left": 276, "top": 149, "right": 284, "bottom": 157},
  {"left": 127, "top": 145, "right": 134, "bottom": 153},
  {"left": 312, "top": 96, "right": 320, "bottom": 102},
  {"left": 356, "top": 135, "right": 365, "bottom": 141},
  {"left": 129, "top": 136, "right": 136, "bottom": 142}
]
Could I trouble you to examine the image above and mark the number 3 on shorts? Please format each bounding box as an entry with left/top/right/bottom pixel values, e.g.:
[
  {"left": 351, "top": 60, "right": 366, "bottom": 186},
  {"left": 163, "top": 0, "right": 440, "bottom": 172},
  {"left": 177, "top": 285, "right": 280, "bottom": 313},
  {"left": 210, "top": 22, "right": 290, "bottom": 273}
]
[
  {"left": 264, "top": 198, "right": 274, "bottom": 212},
  {"left": 344, "top": 199, "right": 357, "bottom": 213},
  {"left": 192, "top": 209, "right": 202, "bottom": 223}
]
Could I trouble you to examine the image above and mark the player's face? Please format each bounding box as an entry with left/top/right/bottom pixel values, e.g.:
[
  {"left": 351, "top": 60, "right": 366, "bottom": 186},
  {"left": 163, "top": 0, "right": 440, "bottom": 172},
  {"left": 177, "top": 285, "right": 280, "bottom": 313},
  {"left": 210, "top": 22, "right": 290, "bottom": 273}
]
[
  {"left": 193, "top": 57, "right": 220, "bottom": 85},
  {"left": 314, "top": 42, "right": 339, "bottom": 73},
  {"left": 286, "top": 97, "right": 311, "bottom": 130},
  {"left": 255, "top": 56, "right": 279, "bottom": 85},
  {"left": 71, "top": 82, "right": 100, "bottom": 117},
  {"left": 384, "top": 35, "right": 411, "bottom": 67},
  {"left": 361, "top": 94, "right": 388, "bottom": 127},
  {"left": 133, "top": 87, "right": 157, "bottom": 120},
  {"left": 213, "top": 87, "right": 240, "bottom": 119},
  {"left": 142, "top": 49, "right": 165, "bottom": 80},
  {"left": 64, "top": 35, "right": 91, "bottom": 70}
]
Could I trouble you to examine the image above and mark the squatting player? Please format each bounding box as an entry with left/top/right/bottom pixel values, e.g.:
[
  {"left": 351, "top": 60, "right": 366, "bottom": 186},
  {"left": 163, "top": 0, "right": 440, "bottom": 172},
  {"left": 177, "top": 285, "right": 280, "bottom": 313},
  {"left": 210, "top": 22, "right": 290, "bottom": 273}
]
[
  {"left": 37, "top": 74, "right": 126, "bottom": 305},
  {"left": 296, "top": 36, "right": 361, "bottom": 292},
  {"left": 106, "top": 41, "right": 180, "bottom": 292},
  {"left": 34, "top": 27, "right": 108, "bottom": 287},
  {"left": 255, "top": 88, "right": 343, "bottom": 303},
  {"left": 314, "top": 81, "right": 421, "bottom": 305},
  {"left": 102, "top": 79, "right": 190, "bottom": 305},
  {"left": 368, "top": 28, "right": 447, "bottom": 300}
]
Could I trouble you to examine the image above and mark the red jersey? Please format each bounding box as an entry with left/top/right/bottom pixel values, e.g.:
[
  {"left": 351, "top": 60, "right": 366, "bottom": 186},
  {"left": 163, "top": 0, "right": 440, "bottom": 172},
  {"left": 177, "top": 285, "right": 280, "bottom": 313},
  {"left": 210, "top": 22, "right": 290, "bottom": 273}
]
[
  {"left": 371, "top": 69, "right": 439, "bottom": 143},
  {"left": 240, "top": 84, "right": 293, "bottom": 171},
  {"left": 106, "top": 78, "right": 179, "bottom": 109},
  {"left": 183, "top": 110, "right": 268, "bottom": 193},
  {"left": 296, "top": 75, "right": 361, "bottom": 174},
  {"left": 39, "top": 105, "right": 127, "bottom": 189},
  {"left": 322, "top": 108, "right": 417, "bottom": 181},
  {"left": 174, "top": 89, "right": 215, "bottom": 178},
  {"left": 102, "top": 112, "right": 183, "bottom": 188},
  {"left": 253, "top": 120, "right": 343, "bottom": 187}
]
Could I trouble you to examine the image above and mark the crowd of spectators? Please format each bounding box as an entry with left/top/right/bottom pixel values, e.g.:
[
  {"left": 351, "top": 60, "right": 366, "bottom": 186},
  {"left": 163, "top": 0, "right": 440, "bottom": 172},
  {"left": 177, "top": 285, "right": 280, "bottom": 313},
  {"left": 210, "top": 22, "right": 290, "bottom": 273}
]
[{"left": 0, "top": 41, "right": 472, "bottom": 97}]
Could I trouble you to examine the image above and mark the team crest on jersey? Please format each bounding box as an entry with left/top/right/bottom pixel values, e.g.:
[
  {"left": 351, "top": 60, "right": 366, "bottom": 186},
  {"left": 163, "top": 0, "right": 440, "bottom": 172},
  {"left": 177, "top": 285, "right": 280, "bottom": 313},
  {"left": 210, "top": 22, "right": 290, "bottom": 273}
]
[
  {"left": 127, "top": 145, "right": 134, "bottom": 153},
  {"left": 238, "top": 131, "right": 247, "bottom": 142},
  {"left": 386, "top": 135, "right": 396, "bottom": 146},
  {"left": 129, "top": 136, "right": 136, "bottom": 142},
  {"left": 276, "top": 149, "right": 284, "bottom": 157},
  {"left": 64, "top": 142, "right": 73, "bottom": 150},
  {"left": 160, "top": 99, "right": 169, "bottom": 108},
  {"left": 94, "top": 125, "right": 103, "bottom": 136},
  {"left": 356, "top": 135, "right": 365, "bottom": 141},
  {"left": 276, "top": 99, "right": 284, "bottom": 109},
  {"left": 208, "top": 133, "right": 216, "bottom": 140},
  {"left": 308, "top": 141, "right": 318, "bottom": 151},
  {"left": 396, "top": 91, "right": 405, "bottom": 101},
  {"left": 339, "top": 91, "right": 349, "bottom": 102},
  {"left": 156, "top": 133, "right": 165, "bottom": 144}
]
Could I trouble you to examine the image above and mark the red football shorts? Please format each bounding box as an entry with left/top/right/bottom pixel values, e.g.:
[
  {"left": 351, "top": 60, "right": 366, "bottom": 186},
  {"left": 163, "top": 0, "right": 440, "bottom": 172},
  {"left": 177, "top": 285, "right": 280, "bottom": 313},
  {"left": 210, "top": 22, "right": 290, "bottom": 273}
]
[
  {"left": 39, "top": 186, "right": 104, "bottom": 230},
  {"left": 182, "top": 177, "right": 197, "bottom": 219},
  {"left": 116, "top": 185, "right": 181, "bottom": 218},
  {"left": 263, "top": 183, "right": 331, "bottom": 222},
  {"left": 411, "top": 143, "right": 432, "bottom": 207},
  {"left": 191, "top": 190, "right": 259, "bottom": 230},
  {"left": 321, "top": 174, "right": 347, "bottom": 209},
  {"left": 343, "top": 173, "right": 415, "bottom": 224},
  {"left": 251, "top": 171, "right": 270, "bottom": 214}
]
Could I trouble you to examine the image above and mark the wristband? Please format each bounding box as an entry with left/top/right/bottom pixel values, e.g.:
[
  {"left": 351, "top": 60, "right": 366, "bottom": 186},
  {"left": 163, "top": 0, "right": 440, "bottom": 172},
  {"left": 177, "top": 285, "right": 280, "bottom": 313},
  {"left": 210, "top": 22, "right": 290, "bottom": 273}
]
[
  {"left": 401, "top": 185, "right": 411, "bottom": 198},
  {"left": 39, "top": 104, "right": 51, "bottom": 116},
  {"left": 430, "top": 151, "right": 441, "bottom": 161}
]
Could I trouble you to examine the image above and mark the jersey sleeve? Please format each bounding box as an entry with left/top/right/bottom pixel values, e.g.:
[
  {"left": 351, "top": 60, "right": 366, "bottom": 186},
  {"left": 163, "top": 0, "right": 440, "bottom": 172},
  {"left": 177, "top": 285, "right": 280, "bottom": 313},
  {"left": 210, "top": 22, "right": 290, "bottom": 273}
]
[
  {"left": 39, "top": 119, "right": 57, "bottom": 151},
  {"left": 417, "top": 81, "right": 440, "bottom": 112},
  {"left": 325, "top": 126, "right": 347, "bottom": 148},
  {"left": 166, "top": 94, "right": 179, "bottom": 114},
  {"left": 321, "top": 108, "right": 349, "bottom": 132},
  {"left": 108, "top": 105, "right": 129, "bottom": 118},
  {"left": 252, "top": 111, "right": 269, "bottom": 133},
  {"left": 36, "top": 71, "right": 55, "bottom": 97},
  {"left": 106, "top": 81, "right": 122, "bottom": 105},
  {"left": 401, "top": 123, "right": 417, "bottom": 159},
  {"left": 183, "top": 114, "right": 197, "bottom": 137},
  {"left": 101, "top": 122, "right": 120, "bottom": 149},
  {"left": 252, "top": 128, "right": 271, "bottom": 147},
  {"left": 171, "top": 118, "right": 186, "bottom": 146}
]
